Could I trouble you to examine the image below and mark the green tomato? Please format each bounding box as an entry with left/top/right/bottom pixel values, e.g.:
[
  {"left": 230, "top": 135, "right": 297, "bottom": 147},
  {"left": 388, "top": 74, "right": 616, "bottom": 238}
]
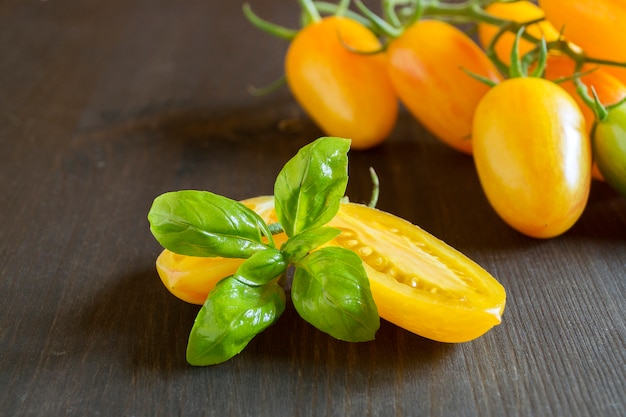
[{"left": 594, "top": 102, "right": 626, "bottom": 198}]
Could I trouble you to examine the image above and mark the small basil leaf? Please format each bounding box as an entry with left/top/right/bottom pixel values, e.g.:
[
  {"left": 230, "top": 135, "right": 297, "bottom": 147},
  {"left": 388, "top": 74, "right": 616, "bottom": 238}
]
[
  {"left": 274, "top": 137, "right": 350, "bottom": 237},
  {"left": 281, "top": 227, "right": 341, "bottom": 263},
  {"left": 291, "top": 247, "right": 379, "bottom": 342},
  {"left": 186, "top": 277, "right": 286, "bottom": 366},
  {"left": 234, "top": 248, "right": 287, "bottom": 286},
  {"left": 148, "top": 190, "right": 273, "bottom": 258}
]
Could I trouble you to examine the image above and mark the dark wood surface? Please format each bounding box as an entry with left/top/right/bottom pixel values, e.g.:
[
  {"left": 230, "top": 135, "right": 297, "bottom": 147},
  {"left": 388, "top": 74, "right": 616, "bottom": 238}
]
[{"left": 1, "top": 1, "right": 625, "bottom": 416}]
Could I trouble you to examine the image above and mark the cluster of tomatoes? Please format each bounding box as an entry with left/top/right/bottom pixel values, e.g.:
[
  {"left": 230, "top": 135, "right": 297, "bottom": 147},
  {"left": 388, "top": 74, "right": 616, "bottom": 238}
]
[{"left": 246, "top": 0, "right": 625, "bottom": 239}]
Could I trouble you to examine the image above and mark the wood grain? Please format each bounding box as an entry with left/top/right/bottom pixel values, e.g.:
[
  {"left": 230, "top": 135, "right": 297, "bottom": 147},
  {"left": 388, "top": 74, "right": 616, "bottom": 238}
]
[{"left": 1, "top": 1, "right": 624, "bottom": 416}]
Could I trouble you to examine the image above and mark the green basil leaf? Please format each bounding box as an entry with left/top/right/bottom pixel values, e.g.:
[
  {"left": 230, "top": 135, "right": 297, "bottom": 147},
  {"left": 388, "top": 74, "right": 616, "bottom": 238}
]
[
  {"left": 234, "top": 248, "right": 287, "bottom": 286},
  {"left": 148, "top": 190, "right": 273, "bottom": 258},
  {"left": 186, "top": 277, "right": 286, "bottom": 366},
  {"left": 281, "top": 227, "right": 341, "bottom": 263},
  {"left": 274, "top": 137, "right": 350, "bottom": 237},
  {"left": 291, "top": 247, "right": 379, "bottom": 342}
]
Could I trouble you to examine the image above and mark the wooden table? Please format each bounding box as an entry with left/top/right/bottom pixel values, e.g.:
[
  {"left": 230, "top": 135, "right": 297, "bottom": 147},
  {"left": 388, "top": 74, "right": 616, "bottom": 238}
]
[{"left": 1, "top": 1, "right": 624, "bottom": 416}]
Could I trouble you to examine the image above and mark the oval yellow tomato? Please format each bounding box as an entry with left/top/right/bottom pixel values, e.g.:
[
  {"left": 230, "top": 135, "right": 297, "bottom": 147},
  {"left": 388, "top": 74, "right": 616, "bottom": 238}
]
[
  {"left": 538, "top": 0, "right": 626, "bottom": 84},
  {"left": 386, "top": 19, "right": 502, "bottom": 154},
  {"left": 156, "top": 196, "right": 506, "bottom": 343},
  {"left": 478, "top": 0, "right": 560, "bottom": 64},
  {"left": 473, "top": 77, "right": 591, "bottom": 238},
  {"left": 285, "top": 16, "right": 398, "bottom": 150}
]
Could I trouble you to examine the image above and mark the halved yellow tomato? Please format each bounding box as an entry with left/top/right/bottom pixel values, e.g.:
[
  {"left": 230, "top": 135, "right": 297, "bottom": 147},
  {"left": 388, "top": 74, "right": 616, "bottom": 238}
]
[
  {"left": 327, "top": 202, "right": 506, "bottom": 343},
  {"left": 156, "top": 251, "right": 245, "bottom": 305},
  {"left": 155, "top": 196, "right": 506, "bottom": 343}
]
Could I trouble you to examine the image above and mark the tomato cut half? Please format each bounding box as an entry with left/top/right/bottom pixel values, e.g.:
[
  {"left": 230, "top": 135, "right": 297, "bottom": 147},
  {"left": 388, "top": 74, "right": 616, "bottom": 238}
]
[
  {"left": 327, "top": 203, "right": 505, "bottom": 343},
  {"left": 155, "top": 196, "right": 506, "bottom": 343},
  {"left": 156, "top": 251, "right": 245, "bottom": 305}
]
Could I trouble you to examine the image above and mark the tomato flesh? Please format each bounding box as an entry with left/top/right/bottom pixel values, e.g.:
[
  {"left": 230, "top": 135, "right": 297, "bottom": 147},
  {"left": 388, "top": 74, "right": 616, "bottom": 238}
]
[
  {"left": 328, "top": 203, "right": 506, "bottom": 343},
  {"left": 156, "top": 196, "right": 506, "bottom": 343}
]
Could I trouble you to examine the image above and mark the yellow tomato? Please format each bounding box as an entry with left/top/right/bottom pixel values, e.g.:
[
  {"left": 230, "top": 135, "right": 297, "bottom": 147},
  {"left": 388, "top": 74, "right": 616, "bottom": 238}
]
[
  {"left": 386, "top": 19, "right": 502, "bottom": 154},
  {"left": 478, "top": 0, "right": 560, "bottom": 64},
  {"left": 473, "top": 77, "right": 591, "bottom": 238},
  {"left": 156, "top": 196, "right": 506, "bottom": 343},
  {"left": 538, "top": 0, "right": 626, "bottom": 84},
  {"left": 285, "top": 16, "right": 398, "bottom": 150}
]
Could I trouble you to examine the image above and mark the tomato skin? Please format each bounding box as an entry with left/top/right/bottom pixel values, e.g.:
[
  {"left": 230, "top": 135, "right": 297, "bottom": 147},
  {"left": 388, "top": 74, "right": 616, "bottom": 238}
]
[
  {"left": 593, "top": 103, "right": 626, "bottom": 197},
  {"left": 478, "top": 1, "right": 560, "bottom": 65},
  {"left": 285, "top": 16, "right": 398, "bottom": 150},
  {"left": 387, "top": 20, "right": 501, "bottom": 154},
  {"left": 538, "top": 0, "right": 626, "bottom": 84},
  {"left": 473, "top": 77, "right": 591, "bottom": 239},
  {"left": 156, "top": 196, "right": 506, "bottom": 343}
]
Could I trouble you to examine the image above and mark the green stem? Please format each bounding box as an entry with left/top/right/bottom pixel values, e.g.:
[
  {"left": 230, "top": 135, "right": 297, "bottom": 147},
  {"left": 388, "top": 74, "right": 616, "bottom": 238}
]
[
  {"left": 509, "top": 27, "right": 526, "bottom": 78},
  {"left": 246, "top": 75, "right": 287, "bottom": 97},
  {"left": 354, "top": 0, "right": 403, "bottom": 38},
  {"left": 382, "top": 0, "right": 404, "bottom": 28},
  {"left": 546, "top": 38, "right": 626, "bottom": 70},
  {"left": 589, "top": 87, "right": 610, "bottom": 122},
  {"left": 368, "top": 167, "right": 380, "bottom": 208},
  {"left": 484, "top": 20, "right": 514, "bottom": 75},
  {"left": 313, "top": 1, "right": 376, "bottom": 30},
  {"left": 299, "top": 0, "right": 322, "bottom": 23},
  {"left": 335, "top": 0, "right": 350, "bottom": 17},
  {"left": 415, "top": 0, "right": 510, "bottom": 26},
  {"left": 529, "top": 37, "right": 548, "bottom": 78},
  {"left": 401, "top": 0, "right": 424, "bottom": 27},
  {"left": 243, "top": 3, "right": 298, "bottom": 40},
  {"left": 268, "top": 222, "right": 285, "bottom": 235},
  {"left": 568, "top": 59, "right": 609, "bottom": 122}
]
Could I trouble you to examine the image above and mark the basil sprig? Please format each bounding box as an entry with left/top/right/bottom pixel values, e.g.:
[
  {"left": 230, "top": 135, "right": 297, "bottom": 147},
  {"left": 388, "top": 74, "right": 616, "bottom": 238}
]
[{"left": 148, "top": 137, "right": 380, "bottom": 366}]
